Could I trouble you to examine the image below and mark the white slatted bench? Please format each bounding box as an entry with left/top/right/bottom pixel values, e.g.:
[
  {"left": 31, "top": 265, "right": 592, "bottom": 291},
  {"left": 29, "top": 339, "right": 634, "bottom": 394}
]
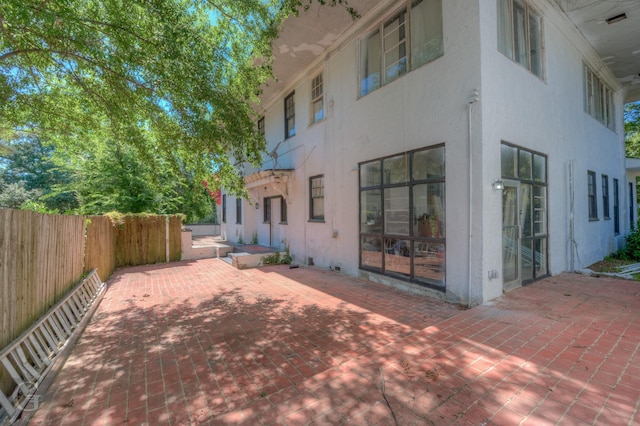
[{"left": 0, "top": 270, "right": 105, "bottom": 425}]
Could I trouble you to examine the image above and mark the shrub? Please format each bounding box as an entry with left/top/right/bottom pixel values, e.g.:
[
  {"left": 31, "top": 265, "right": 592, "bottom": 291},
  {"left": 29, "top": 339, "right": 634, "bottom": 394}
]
[{"left": 614, "top": 223, "right": 640, "bottom": 260}]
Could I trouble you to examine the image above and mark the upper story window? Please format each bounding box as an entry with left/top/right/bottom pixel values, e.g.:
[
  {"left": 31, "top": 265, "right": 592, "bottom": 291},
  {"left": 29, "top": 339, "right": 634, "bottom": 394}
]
[
  {"left": 257, "top": 116, "right": 265, "bottom": 137},
  {"left": 584, "top": 64, "right": 614, "bottom": 130},
  {"left": 284, "top": 92, "right": 295, "bottom": 139},
  {"left": 359, "top": 0, "right": 443, "bottom": 97},
  {"left": 311, "top": 73, "right": 324, "bottom": 124},
  {"left": 497, "top": 0, "right": 543, "bottom": 79}
]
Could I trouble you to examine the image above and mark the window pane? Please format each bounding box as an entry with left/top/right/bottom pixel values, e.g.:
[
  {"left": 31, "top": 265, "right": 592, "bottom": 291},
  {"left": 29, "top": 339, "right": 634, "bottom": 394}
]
[
  {"left": 521, "top": 184, "right": 532, "bottom": 237},
  {"left": 361, "top": 189, "right": 382, "bottom": 233},
  {"left": 413, "top": 146, "right": 444, "bottom": 180},
  {"left": 521, "top": 239, "right": 533, "bottom": 281},
  {"left": 497, "top": 0, "right": 513, "bottom": 58},
  {"left": 384, "top": 186, "right": 410, "bottom": 235},
  {"left": 519, "top": 150, "right": 532, "bottom": 180},
  {"left": 414, "top": 242, "right": 445, "bottom": 284},
  {"left": 360, "top": 30, "right": 381, "bottom": 96},
  {"left": 384, "top": 238, "right": 411, "bottom": 277},
  {"left": 528, "top": 9, "right": 542, "bottom": 77},
  {"left": 533, "top": 154, "right": 545, "bottom": 182},
  {"left": 533, "top": 185, "right": 546, "bottom": 235},
  {"left": 384, "top": 154, "right": 409, "bottom": 184},
  {"left": 383, "top": 11, "right": 407, "bottom": 84},
  {"left": 534, "top": 238, "right": 546, "bottom": 277},
  {"left": 501, "top": 144, "right": 517, "bottom": 178},
  {"left": 361, "top": 161, "right": 381, "bottom": 188},
  {"left": 313, "top": 197, "right": 324, "bottom": 219},
  {"left": 410, "top": 0, "right": 443, "bottom": 69},
  {"left": 361, "top": 236, "right": 383, "bottom": 269},
  {"left": 312, "top": 99, "right": 323, "bottom": 123},
  {"left": 413, "top": 183, "right": 445, "bottom": 238},
  {"left": 512, "top": 0, "right": 528, "bottom": 68}
]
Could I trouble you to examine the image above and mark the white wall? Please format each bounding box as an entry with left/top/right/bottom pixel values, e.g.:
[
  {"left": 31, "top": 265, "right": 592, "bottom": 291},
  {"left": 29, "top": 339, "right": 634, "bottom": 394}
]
[
  {"left": 231, "top": 0, "right": 627, "bottom": 304},
  {"left": 478, "top": 0, "right": 626, "bottom": 291}
]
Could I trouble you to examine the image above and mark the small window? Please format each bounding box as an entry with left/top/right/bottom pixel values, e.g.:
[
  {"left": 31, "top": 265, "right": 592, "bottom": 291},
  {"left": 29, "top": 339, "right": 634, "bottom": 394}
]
[
  {"left": 602, "top": 175, "right": 610, "bottom": 219},
  {"left": 264, "top": 197, "right": 271, "bottom": 222},
  {"left": 310, "top": 175, "right": 325, "bottom": 221},
  {"left": 497, "top": 0, "right": 544, "bottom": 78},
  {"left": 257, "top": 116, "right": 265, "bottom": 137},
  {"left": 281, "top": 197, "right": 288, "bottom": 224},
  {"left": 236, "top": 198, "right": 242, "bottom": 224},
  {"left": 311, "top": 73, "right": 324, "bottom": 124},
  {"left": 613, "top": 178, "right": 620, "bottom": 234},
  {"left": 222, "top": 194, "right": 227, "bottom": 223},
  {"left": 284, "top": 92, "right": 295, "bottom": 139},
  {"left": 588, "top": 171, "right": 598, "bottom": 220}
]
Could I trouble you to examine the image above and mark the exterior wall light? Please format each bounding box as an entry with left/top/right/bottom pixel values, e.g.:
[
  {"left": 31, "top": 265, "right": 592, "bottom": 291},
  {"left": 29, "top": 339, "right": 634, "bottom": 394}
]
[{"left": 492, "top": 180, "right": 504, "bottom": 191}]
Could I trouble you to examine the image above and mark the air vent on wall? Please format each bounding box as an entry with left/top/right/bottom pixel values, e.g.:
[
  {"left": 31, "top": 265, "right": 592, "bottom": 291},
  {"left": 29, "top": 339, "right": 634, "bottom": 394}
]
[{"left": 606, "top": 13, "right": 627, "bottom": 25}]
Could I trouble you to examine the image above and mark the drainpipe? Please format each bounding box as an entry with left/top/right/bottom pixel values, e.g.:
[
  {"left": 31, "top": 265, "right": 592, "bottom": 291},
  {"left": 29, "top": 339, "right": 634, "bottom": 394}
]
[
  {"left": 569, "top": 160, "right": 575, "bottom": 272},
  {"left": 468, "top": 89, "right": 480, "bottom": 307}
]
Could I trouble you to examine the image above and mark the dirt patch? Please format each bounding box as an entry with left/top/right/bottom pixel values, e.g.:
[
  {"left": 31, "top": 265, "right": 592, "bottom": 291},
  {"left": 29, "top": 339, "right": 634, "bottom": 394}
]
[{"left": 587, "top": 258, "right": 634, "bottom": 273}]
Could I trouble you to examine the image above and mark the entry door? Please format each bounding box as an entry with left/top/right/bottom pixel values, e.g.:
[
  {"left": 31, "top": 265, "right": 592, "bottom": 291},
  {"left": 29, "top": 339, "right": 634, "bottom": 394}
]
[{"left": 502, "top": 180, "right": 521, "bottom": 291}]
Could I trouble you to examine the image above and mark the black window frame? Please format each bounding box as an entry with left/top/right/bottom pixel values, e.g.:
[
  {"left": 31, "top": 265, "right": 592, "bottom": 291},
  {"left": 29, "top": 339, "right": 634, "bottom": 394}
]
[{"left": 309, "top": 175, "right": 325, "bottom": 222}]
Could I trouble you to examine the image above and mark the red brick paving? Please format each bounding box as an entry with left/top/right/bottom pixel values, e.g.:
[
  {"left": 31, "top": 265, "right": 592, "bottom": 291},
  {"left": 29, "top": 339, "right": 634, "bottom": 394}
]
[{"left": 26, "top": 261, "right": 640, "bottom": 425}]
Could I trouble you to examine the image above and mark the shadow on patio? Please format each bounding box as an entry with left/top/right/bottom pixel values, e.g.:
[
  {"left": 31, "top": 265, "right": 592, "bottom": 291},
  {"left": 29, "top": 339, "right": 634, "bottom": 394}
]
[{"left": 25, "top": 261, "right": 640, "bottom": 425}]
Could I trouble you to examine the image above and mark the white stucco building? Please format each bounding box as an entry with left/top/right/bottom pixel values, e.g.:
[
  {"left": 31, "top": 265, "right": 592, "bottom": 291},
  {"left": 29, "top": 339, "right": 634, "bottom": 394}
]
[{"left": 220, "top": 0, "right": 640, "bottom": 305}]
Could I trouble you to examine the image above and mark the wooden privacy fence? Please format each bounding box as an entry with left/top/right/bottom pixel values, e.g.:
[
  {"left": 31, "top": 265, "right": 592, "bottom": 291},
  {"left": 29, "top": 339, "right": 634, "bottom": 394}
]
[{"left": 0, "top": 210, "right": 182, "bottom": 397}]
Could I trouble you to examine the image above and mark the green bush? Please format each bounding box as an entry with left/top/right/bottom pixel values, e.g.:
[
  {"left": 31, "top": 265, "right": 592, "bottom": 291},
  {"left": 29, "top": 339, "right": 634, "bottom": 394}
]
[{"left": 614, "top": 223, "right": 640, "bottom": 260}]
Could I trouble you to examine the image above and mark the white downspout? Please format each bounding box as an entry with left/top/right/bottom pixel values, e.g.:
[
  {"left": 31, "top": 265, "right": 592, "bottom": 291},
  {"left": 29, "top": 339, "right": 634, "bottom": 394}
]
[
  {"left": 468, "top": 89, "right": 480, "bottom": 307},
  {"left": 569, "top": 160, "right": 575, "bottom": 272}
]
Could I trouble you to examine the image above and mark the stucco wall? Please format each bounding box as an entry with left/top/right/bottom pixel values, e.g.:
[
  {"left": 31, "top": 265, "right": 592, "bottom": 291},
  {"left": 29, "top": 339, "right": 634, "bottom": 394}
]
[{"left": 223, "top": 0, "right": 627, "bottom": 304}]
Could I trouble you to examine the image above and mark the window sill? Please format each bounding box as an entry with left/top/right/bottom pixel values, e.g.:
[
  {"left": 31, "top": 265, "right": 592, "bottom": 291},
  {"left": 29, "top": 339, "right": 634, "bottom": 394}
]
[
  {"left": 309, "top": 118, "right": 325, "bottom": 129},
  {"left": 589, "top": 218, "right": 599, "bottom": 222},
  {"left": 279, "top": 222, "right": 288, "bottom": 225},
  {"left": 308, "top": 219, "right": 325, "bottom": 223},
  {"left": 604, "top": 217, "right": 611, "bottom": 220}
]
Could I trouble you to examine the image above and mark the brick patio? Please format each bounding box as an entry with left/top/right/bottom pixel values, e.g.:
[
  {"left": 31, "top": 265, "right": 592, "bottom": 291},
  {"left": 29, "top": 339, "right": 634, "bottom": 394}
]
[{"left": 26, "top": 259, "right": 640, "bottom": 425}]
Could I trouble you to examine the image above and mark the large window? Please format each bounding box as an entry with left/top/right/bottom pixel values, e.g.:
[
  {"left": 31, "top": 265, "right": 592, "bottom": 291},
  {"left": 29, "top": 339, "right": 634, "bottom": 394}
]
[
  {"left": 584, "top": 64, "right": 614, "bottom": 130},
  {"left": 497, "top": 0, "right": 543, "bottom": 78},
  {"left": 359, "top": 145, "right": 445, "bottom": 288},
  {"left": 588, "top": 171, "right": 598, "bottom": 220},
  {"left": 602, "top": 175, "right": 610, "bottom": 219},
  {"left": 311, "top": 73, "right": 324, "bottom": 124},
  {"left": 284, "top": 92, "right": 295, "bottom": 139},
  {"left": 310, "top": 175, "right": 324, "bottom": 221},
  {"left": 359, "top": 0, "right": 443, "bottom": 97}
]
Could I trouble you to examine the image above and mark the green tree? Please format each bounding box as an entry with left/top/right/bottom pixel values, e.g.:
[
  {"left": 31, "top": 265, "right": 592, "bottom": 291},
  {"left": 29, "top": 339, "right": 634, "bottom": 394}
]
[
  {"left": 0, "top": 136, "right": 77, "bottom": 212},
  {"left": 626, "top": 101, "right": 640, "bottom": 157},
  {"left": 0, "top": 0, "right": 356, "bottom": 195}
]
